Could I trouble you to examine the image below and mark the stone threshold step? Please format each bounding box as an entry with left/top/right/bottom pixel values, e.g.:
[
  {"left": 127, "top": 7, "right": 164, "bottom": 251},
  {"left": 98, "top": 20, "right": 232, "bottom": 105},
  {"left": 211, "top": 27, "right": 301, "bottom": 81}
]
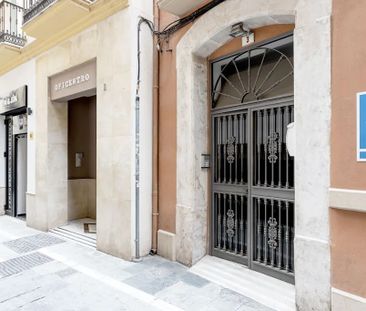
[
  {"left": 189, "top": 255, "right": 295, "bottom": 311},
  {"left": 49, "top": 228, "right": 96, "bottom": 249}
]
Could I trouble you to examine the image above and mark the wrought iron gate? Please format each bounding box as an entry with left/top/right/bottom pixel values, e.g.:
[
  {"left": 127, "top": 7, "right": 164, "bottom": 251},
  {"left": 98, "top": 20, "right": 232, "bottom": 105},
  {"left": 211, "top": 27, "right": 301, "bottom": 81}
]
[{"left": 211, "top": 34, "right": 295, "bottom": 283}]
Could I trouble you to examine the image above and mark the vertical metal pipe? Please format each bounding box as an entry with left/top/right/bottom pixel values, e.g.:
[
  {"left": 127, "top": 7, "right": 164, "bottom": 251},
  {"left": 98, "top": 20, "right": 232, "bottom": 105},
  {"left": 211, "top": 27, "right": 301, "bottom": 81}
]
[
  {"left": 151, "top": 0, "right": 160, "bottom": 254},
  {"left": 135, "top": 17, "right": 154, "bottom": 260},
  {"left": 134, "top": 20, "right": 142, "bottom": 261}
]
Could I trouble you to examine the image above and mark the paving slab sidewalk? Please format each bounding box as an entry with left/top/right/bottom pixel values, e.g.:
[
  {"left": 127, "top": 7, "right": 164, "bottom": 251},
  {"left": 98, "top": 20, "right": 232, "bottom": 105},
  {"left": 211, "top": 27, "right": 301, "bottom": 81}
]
[{"left": 0, "top": 216, "right": 272, "bottom": 311}]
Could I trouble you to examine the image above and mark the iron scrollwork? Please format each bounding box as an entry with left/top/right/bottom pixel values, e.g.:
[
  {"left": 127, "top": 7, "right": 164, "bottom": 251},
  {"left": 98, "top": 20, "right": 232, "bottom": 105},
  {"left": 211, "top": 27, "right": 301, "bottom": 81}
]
[
  {"left": 226, "top": 136, "right": 236, "bottom": 164},
  {"left": 267, "top": 217, "right": 278, "bottom": 249},
  {"left": 226, "top": 208, "right": 235, "bottom": 239},
  {"left": 267, "top": 132, "right": 279, "bottom": 164}
]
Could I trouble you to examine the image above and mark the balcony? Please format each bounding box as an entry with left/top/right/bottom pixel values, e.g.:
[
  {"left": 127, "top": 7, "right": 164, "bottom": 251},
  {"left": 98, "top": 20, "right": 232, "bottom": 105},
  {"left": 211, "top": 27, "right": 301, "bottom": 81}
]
[
  {"left": 22, "top": 0, "right": 97, "bottom": 39},
  {"left": 0, "top": 1, "right": 26, "bottom": 46},
  {"left": 0, "top": 1, "right": 26, "bottom": 64}
]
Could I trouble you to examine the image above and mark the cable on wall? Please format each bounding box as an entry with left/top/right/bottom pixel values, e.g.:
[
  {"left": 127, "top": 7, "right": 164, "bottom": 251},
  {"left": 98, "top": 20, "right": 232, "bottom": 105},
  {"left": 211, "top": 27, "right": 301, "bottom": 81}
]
[{"left": 134, "top": 0, "right": 226, "bottom": 261}]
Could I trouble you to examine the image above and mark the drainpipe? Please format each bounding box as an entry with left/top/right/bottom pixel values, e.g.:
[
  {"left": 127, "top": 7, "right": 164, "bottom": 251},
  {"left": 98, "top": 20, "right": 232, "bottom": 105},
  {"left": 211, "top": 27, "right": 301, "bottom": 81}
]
[
  {"left": 151, "top": 0, "right": 160, "bottom": 254},
  {"left": 134, "top": 15, "right": 155, "bottom": 261},
  {"left": 136, "top": 0, "right": 222, "bottom": 258},
  {"left": 134, "top": 19, "right": 143, "bottom": 261}
]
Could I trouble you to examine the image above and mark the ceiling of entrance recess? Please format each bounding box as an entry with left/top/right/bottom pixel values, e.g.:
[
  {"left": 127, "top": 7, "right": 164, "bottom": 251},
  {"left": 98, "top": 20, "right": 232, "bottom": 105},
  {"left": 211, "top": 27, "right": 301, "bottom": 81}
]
[{"left": 157, "top": 0, "right": 209, "bottom": 17}]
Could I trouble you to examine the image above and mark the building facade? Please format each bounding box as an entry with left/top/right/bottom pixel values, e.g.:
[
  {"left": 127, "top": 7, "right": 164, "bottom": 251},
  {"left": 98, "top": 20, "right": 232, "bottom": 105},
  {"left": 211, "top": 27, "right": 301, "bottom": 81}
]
[
  {"left": 154, "top": 0, "right": 366, "bottom": 310},
  {"left": 0, "top": 0, "right": 154, "bottom": 260},
  {"left": 1, "top": 0, "right": 366, "bottom": 310}
]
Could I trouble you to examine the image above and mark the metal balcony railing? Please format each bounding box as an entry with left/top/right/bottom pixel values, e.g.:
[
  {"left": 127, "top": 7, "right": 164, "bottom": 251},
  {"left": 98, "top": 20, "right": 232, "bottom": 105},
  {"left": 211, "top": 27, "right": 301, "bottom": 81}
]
[
  {"left": 0, "top": 1, "right": 26, "bottom": 47},
  {"left": 23, "top": 0, "right": 56, "bottom": 24},
  {"left": 23, "top": 0, "right": 97, "bottom": 25}
]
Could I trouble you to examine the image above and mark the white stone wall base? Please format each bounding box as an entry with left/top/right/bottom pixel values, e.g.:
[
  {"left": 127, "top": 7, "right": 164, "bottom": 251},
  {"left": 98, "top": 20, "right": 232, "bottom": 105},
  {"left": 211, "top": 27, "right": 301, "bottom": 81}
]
[
  {"left": 295, "top": 236, "right": 331, "bottom": 310},
  {"left": 25, "top": 192, "right": 35, "bottom": 219},
  {"left": 157, "top": 229, "right": 176, "bottom": 261},
  {"left": 332, "top": 288, "right": 366, "bottom": 311}
]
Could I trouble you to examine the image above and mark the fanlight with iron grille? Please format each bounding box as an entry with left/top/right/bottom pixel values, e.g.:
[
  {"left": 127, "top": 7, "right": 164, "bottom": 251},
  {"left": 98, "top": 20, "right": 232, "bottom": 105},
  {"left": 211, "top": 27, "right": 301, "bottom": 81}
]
[{"left": 212, "top": 47, "right": 294, "bottom": 108}]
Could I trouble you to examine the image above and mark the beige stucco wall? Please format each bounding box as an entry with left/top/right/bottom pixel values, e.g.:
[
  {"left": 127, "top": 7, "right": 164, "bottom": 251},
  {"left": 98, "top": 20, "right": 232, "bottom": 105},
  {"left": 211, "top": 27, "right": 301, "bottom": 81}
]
[{"left": 27, "top": 9, "right": 135, "bottom": 259}]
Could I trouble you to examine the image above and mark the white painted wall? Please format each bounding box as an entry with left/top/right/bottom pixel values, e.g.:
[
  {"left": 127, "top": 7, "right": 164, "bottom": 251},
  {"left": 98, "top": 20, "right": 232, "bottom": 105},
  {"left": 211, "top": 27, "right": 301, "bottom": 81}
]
[{"left": 0, "top": 59, "right": 36, "bottom": 195}]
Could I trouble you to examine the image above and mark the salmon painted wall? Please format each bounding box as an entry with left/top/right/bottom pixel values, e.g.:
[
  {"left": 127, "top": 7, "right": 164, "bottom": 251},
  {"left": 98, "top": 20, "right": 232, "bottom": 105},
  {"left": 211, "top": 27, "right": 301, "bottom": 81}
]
[
  {"left": 157, "top": 3, "right": 294, "bottom": 236},
  {"left": 332, "top": 0, "right": 366, "bottom": 190},
  {"left": 158, "top": 11, "right": 190, "bottom": 233},
  {"left": 331, "top": 0, "right": 366, "bottom": 297}
]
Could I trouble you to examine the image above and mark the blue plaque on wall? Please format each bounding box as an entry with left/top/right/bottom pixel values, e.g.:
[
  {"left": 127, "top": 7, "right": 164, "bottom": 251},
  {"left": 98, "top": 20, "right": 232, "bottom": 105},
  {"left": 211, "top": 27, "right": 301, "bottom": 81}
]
[{"left": 357, "top": 92, "right": 366, "bottom": 161}]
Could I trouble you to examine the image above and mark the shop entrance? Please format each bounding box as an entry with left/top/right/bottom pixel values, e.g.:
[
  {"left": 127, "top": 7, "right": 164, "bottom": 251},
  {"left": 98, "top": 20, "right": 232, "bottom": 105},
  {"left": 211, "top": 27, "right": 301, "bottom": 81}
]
[
  {"left": 210, "top": 34, "right": 295, "bottom": 283},
  {"left": 4, "top": 113, "right": 27, "bottom": 218},
  {"left": 50, "top": 96, "right": 97, "bottom": 247}
]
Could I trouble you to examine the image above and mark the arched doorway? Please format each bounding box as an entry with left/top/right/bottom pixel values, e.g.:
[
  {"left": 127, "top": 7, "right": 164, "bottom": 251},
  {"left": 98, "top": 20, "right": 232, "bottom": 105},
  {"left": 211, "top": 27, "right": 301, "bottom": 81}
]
[
  {"left": 175, "top": 0, "right": 332, "bottom": 309},
  {"left": 210, "top": 33, "right": 294, "bottom": 283}
]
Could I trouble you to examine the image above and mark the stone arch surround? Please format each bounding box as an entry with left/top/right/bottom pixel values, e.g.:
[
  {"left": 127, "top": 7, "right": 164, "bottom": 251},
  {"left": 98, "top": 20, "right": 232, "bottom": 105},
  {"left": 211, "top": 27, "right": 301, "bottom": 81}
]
[{"left": 175, "top": 0, "right": 332, "bottom": 310}]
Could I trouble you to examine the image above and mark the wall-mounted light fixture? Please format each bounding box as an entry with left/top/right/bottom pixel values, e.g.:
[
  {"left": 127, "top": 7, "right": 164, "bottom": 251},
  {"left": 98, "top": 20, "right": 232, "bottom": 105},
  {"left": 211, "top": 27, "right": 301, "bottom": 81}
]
[
  {"left": 230, "top": 22, "right": 255, "bottom": 47},
  {"left": 230, "top": 22, "right": 250, "bottom": 38}
]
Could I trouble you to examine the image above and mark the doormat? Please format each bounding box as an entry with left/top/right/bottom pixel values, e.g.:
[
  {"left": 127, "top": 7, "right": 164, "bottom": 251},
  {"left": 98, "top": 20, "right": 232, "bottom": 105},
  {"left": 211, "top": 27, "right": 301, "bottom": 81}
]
[{"left": 84, "top": 223, "right": 97, "bottom": 234}]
